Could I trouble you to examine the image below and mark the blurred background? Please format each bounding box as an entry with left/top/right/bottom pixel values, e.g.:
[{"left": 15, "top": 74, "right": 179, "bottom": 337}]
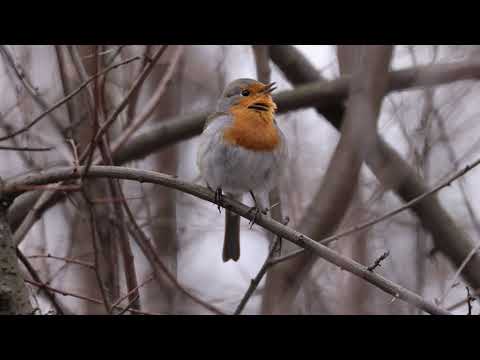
[{"left": 1, "top": 45, "right": 479, "bottom": 314}]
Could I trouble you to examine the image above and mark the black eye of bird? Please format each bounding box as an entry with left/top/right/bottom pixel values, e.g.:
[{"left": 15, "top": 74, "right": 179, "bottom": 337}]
[{"left": 241, "top": 89, "right": 250, "bottom": 97}]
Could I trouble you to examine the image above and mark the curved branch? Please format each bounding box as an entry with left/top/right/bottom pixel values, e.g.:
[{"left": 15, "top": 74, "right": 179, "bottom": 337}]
[{"left": 2, "top": 165, "right": 450, "bottom": 315}]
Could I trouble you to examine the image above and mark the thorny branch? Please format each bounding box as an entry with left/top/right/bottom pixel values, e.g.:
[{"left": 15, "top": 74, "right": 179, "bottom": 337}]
[{"left": 367, "top": 251, "right": 390, "bottom": 272}]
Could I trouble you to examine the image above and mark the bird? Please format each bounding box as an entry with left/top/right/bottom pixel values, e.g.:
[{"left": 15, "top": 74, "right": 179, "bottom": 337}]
[{"left": 197, "top": 78, "right": 288, "bottom": 262}]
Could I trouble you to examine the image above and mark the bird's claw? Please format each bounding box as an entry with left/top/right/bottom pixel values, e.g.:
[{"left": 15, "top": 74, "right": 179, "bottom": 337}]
[
  {"left": 247, "top": 206, "right": 260, "bottom": 229},
  {"left": 247, "top": 206, "right": 268, "bottom": 229},
  {"left": 214, "top": 187, "right": 223, "bottom": 214}
]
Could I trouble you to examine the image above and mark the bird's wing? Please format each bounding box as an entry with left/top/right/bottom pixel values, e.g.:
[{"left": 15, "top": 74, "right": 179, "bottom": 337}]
[
  {"left": 273, "top": 122, "right": 289, "bottom": 168},
  {"left": 203, "top": 111, "right": 230, "bottom": 131},
  {"left": 197, "top": 112, "right": 233, "bottom": 171}
]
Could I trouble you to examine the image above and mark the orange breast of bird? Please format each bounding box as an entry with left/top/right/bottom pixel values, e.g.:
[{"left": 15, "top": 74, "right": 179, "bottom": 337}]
[{"left": 223, "top": 106, "right": 280, "bottom": 151}]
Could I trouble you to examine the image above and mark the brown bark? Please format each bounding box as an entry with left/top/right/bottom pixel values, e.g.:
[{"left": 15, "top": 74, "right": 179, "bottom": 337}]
[{"left": 0, "top": 185, "right": 32, "bottom": 314}]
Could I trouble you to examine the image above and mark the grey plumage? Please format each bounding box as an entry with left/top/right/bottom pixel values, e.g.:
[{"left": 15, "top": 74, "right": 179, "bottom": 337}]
[{"left": 197, "top": 78, "right": 287, "bottom": 262}]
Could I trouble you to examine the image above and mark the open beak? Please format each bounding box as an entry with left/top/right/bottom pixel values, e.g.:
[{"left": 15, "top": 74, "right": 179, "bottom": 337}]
[{"left": 262, "top": 82, "right": 277, "bottom": 94}]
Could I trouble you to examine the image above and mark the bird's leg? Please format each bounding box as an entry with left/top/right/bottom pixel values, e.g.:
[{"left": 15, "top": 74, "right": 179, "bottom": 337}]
[
  {"left": 215, "top": 187, "right": 223, "bottom": 214},
  {"left": 246, "top": 191, "right": 268, "bottom": 229},
  {"left": 208, "top": 184, "right": 223, "bottom": 214},
  {"left": 250, "top": 191, "right": 269, "bottom": 214}
]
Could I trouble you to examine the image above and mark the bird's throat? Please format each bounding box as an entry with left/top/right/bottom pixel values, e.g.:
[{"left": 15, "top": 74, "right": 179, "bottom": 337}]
[{"left": 223, "top": 107, "right": 280, "bottom": 151}]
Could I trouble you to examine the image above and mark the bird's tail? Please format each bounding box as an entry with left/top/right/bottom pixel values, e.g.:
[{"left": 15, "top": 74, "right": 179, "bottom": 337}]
[{"left": 223, "top": 194, "right": 241, "bottom": 262}]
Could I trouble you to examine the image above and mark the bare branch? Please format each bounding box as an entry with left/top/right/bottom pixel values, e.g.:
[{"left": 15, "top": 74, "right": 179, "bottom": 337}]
[
  {"left": 233, "top": 217, "right": 289, "bottom": 315},
  {"left": 0, "top": 145, "right": 54, "bottom": 152},
  {"left": 108, "top": 46, "right": 184, "bottom": 157},
  {"left": 0, "top": 56, "right": 142, "bottom": 142},
  {"left": 27, "top": 253, "right": 94, "bottom": 269},
  {"left": 3, "top": 165, "right": 451, "bottom": 315},
  {"left": 78, "top": 45, "right": 169, "bottom": 164},
  {"left": 16, "top": 249, "right": 65, "bottom": 314},
  {"left": 24, "top": 279, "right": 161, "bottom": 315}
]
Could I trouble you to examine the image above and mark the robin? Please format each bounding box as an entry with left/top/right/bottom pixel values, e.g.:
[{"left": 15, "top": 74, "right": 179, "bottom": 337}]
[{"left": 197, "top": 78, "right": 288, "bottom": 262}]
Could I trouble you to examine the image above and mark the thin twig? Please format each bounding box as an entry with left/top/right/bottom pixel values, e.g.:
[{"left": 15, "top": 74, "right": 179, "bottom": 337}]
[
  {"left": 7, "top": 46, "right": 160, "bottom": 250},
  {"left": 27, "top": 253, "right": 95, "bottom": 270},
  {"left": 307, "top": 156, "right": 480, "bottom": 248},
  {"left": 16, "top": 249, "right": 65, "bottom": 315},
  {"left": 110, "top": 273, "right": 155, "bottom": 310},
  {"left": 438, "top": 243, "right": 480, "bottom": 306},
  {"left": 367, "top": 251, "right": 390, "bottom": 272},
  {"left": 266, "top": 154, "right": 480, "bottom": 268},
  {"left": 0, "top": 45, "right": 66, "bottom": 135},
  {"left": 108, "top": 46, "right": 183, "bottom": 158},
  {"left": 24, "top": 279, "right": 162, "bottom": 315},
  {"left": 117, "top": 294, "right": 140, "bottom": 315},
  {"left": 79, "top": 45, "right": 168, "bottom": 168},
  {"left": 234, "top": 217, "right": 289, "bottom": 315},
  {"left": 435, "top": 108, "right": 480, "bottom": 235},
  {"left": 0, "top": 145, "right": 54, "bottom": 152},
  {"left": 0, "top": 46, "right": 39, "bottom": 95},
  {"left": 121, "top": 191, "right": 224, "bottom": 315},
  {"left": 0, "top": 56, "right": 142, "bottom": 142},
  {"left": 93, "top": 77, "right": 142, "bottom": 311},
  {"left": 447, "top": 288, "right": 480, "bottom": 312}
]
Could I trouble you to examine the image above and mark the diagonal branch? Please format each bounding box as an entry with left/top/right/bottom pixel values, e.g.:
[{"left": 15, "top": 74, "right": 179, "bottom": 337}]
[{"left": 2, "top": 164, "right": 453, "bottom": 315}]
